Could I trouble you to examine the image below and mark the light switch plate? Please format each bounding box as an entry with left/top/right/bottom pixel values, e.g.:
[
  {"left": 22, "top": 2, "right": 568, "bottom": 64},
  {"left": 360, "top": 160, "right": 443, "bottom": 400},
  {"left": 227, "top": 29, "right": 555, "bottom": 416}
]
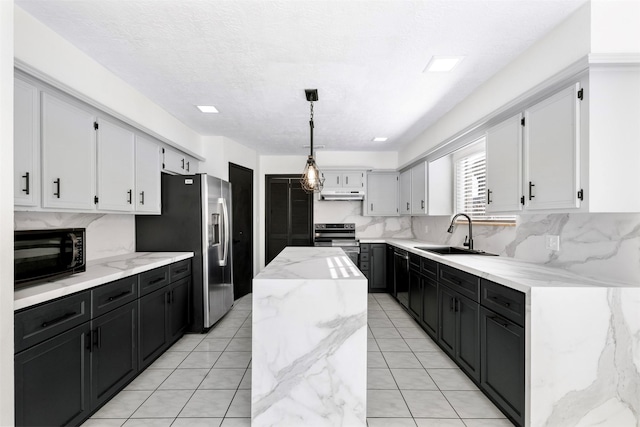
[{"left": 545, "top": 235, "right": 560, "bottom": 251}]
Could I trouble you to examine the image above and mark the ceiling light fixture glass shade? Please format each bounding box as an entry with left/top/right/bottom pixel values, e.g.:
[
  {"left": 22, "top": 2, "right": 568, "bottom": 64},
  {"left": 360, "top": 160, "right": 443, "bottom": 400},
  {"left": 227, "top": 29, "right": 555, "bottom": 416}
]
[{"left": 300, "top": 89, "right": 324, "bottom": 193}]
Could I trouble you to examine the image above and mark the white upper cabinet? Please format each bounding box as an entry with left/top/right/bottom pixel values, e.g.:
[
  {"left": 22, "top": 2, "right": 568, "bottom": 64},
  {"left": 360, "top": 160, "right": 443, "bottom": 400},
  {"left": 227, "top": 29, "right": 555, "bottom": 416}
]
[
  {"left": 14, "top": 78, "right": 40, "bottom": 208},
  {"left": 486, "top": 114, "right": 523, "bottom": 213},
  {"left": 96, "top": 118, "right": 135, "bottom": 212},
  {"left": 321, "top": 170, "right": 365, "bottom": 189},
  {"left": 364, "top": 172, "right": 398, "bottom": 216},
  {"left": 523, "top": 83, "right": 581, "bottom": 211},
  {"left": 427, "top": 156, "right": 453, "bottom": 216},
  {"left": 135, "top": 136, "right": 161, "bottom": 214},
  {"left": 163, "top": 147, "right": 194, "bottom": 175},
  {"left": 41, "top": 92, "right": 96, "bottom": 211},
  {"left": 399, "top": 170, "right": 411, "bottom": 215},
  {"left": 410, "top": 161, "right": 428, "bottom": 215}
]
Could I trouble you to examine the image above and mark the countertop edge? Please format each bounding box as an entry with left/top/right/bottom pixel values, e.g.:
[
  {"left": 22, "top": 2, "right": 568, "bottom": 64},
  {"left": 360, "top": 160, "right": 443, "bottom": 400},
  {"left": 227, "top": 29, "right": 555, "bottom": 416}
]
[{"left": 14, "top": 252, "right": 194, "bottom": 311}]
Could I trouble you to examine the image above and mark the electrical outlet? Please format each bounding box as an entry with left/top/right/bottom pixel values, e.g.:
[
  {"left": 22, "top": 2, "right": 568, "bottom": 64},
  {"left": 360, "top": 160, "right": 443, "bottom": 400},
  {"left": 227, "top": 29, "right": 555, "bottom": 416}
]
[{"left": 545, "top": 235, "right": 560, "bottom": 251}]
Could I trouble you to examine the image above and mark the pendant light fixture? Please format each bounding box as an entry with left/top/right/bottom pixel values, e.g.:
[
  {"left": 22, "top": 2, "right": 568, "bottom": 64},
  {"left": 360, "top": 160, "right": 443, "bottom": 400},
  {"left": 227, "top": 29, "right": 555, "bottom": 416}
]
[{"left": 300, "top": 89, "right": 324, "bottom": 193}]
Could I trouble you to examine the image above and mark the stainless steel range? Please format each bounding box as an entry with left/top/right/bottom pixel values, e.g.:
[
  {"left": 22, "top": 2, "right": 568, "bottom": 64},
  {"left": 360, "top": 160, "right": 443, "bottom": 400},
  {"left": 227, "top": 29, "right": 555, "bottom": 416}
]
[{"left": 314, "top": 223, "right": 360, "bottom": 265}]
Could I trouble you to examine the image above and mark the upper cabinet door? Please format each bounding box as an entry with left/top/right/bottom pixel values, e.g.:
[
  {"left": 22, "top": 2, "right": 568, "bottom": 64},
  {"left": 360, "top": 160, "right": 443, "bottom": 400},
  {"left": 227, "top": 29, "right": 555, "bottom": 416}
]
[
  {"left": 486, "top": 114, "right": 523, "bottom": 213},
  {"left": 96, "top": 118, "right": 135, "bottom": 212},
  {"left": 524, "top": 84, "right": 581, "bottom": 210},
  {"left": 321, "top": 171, "right": 341, "bottom": 188},
  {"left": 135, "top": 136, "right": 161, "bottom": 214},
  {"left": 163, "top": 147, "right": 187, "bottom": 175},
  {"left": 41, "top": 93, "right": 96, "bottom": 210},
  {"left": 410, "top": 161, "right": 427, "bottom": 215},
  {"left": 14, "top": 78, "right": 40, "bottom": 207},
  {"left": 365, "top": 172, "right": 398, "bottom": 216},
  {"left": 399, "top": 170, "right": 411, "bottom": 215},
  {"left": 428, "top": 156, "right": 453, "bottom": 216},
  {"left": 342, "top": 172, "right": 364, "bottom": 189}
]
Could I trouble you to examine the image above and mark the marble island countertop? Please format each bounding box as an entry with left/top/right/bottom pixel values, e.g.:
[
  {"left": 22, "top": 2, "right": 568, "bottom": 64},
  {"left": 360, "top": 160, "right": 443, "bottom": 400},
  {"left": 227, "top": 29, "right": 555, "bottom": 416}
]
[
  {"left": 14, "top": 251, "right": 194, "bottom": 311},
  {"left": 361, "top": 238, "right": 637, "bottom": 292}
]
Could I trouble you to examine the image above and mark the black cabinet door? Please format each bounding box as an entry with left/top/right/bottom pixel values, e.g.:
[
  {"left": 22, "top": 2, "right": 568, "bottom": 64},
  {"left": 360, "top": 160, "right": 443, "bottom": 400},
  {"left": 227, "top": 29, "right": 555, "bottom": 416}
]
[
  {"left": 386, "top": 245, "right": 395, "bottom": 294},
  {"left": 139, "top": 286, "right": 169, "bottom": 369},
  {"left": 481, "top": 307, "right": 525, "bottom": 426},
  {"left": 370, "top": 244, "right": 387, "bottom": 290},
  {"left": 168, "top": 277, "right": 190, "bottom": 343},
  {"left": 408, "top": 268, "right": 422, "bottom": 319},
  {"left": 15, "top": 322, "right": 91, "bottom": 427},
  {"left": 421, "top": 276, "right": 438, "bottom": 339},
  {"left": 91, "top": 301, "right": 138, "bottom": 409},
  {"left": 438, "top": 285, "right": 456, "bottom": 357},
  {"left": 456, "top": 294, "right": 480, "bottom": 381}
]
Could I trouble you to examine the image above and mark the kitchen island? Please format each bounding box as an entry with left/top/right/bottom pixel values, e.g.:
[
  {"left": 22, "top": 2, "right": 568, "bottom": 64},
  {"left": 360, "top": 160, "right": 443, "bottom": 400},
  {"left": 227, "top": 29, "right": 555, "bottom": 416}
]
[{"left": 252, "top": 247, "right": 367, "bottom": 427}]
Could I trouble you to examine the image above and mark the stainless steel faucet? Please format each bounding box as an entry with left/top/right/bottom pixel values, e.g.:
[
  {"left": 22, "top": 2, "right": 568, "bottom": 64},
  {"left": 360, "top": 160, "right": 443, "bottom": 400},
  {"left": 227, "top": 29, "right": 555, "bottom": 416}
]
[{"left": 447, "top": 213, "right": 473, "bottom": 250}]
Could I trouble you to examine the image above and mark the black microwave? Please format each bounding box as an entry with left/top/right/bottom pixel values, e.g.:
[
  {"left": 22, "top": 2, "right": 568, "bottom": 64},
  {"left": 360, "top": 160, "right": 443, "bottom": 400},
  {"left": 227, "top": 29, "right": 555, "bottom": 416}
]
[{"left": 14, "top": 228, "right": 86, "bottom": 289}]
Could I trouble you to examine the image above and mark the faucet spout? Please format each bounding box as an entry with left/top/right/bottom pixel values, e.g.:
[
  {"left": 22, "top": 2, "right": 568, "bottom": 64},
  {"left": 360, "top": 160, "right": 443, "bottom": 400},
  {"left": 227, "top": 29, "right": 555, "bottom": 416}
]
[{"left": 447, "top": 213, "right": 473, "bottom": 250}]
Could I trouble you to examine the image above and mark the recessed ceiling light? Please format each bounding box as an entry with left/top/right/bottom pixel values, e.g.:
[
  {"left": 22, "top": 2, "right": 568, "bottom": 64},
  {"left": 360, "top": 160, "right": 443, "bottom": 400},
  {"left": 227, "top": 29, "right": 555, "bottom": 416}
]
[
  {"left": 372, "top": 137, "right": 388, "bottom": 142},
  {"left": 423, "top": 56, "right": 465, "bottom": 72},
  {"left": 196, "top": 105, "right": 219, "bottom": 113}
]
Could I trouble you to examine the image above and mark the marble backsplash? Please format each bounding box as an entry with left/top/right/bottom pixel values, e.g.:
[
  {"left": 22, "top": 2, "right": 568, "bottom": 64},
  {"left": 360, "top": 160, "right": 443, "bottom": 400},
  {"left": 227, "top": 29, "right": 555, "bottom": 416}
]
[
  {"left": 14, "top": 212, "right": 135, "bottom": 261},
  {"left": 412, "top": 213, "right": 640, "bottom": 286},
  {"left": 314, "top": 200, "right": 413, "bottom": 239}
]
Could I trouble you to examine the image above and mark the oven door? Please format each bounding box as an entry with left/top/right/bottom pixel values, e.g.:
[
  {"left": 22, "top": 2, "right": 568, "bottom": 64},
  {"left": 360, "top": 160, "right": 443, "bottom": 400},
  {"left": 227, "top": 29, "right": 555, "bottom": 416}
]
[{"left": 14, "top": 229, "right": 85, "bottom": 288}]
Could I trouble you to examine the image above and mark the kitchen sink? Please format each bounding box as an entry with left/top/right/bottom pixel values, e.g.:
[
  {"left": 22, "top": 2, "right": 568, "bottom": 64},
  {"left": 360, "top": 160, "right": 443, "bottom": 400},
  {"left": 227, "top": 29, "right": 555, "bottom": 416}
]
[{"left": 414, "top": 246, "right": 498, "bottom": 256}]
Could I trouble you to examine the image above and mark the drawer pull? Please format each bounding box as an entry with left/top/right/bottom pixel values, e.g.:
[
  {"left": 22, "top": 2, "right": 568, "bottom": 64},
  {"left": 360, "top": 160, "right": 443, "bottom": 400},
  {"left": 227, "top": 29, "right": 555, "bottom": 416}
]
[
  {"left": 41, "top": 311, "right": 76, "bottom": 328},
  {"left": 108, "top": 290, "right": 132, "bottom": 302},
  {"left": 174, "top": 267, "right": 188, "bottom": 274},
  {"left": 490, "top": 296, "right": 511, "bottom": 308},
  {"left": 148, "top": 277, "right": 165, "bottom": 285}
]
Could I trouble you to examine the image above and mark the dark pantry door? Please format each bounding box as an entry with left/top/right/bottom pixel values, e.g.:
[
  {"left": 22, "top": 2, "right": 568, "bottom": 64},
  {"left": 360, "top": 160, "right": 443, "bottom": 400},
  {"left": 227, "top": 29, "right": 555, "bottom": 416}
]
[
  {"left": 229, "top": 163, "right": 254, "bottom": 300},
  {"left": 265, "top": 175, "right": 313, "bottom": 265}
]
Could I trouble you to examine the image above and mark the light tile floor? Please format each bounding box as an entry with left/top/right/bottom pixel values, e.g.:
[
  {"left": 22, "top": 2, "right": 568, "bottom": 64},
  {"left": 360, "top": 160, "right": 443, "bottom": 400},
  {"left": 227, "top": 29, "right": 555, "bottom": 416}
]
[{"left": 83, "top": 293, "right": 514, "bottom": 427}]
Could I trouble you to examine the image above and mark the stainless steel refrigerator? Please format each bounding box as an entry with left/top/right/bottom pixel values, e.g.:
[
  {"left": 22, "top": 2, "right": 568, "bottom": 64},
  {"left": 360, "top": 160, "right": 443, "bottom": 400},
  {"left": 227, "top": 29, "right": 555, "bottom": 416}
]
[{"left": 136, "top": 173, "right": 234, "bottom": 332}]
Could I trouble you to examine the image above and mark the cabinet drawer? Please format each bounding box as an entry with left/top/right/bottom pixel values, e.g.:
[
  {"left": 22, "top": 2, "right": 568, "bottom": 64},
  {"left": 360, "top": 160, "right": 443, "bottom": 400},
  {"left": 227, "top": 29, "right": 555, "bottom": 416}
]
[
  {"left": 170, "top": 259, "right": 191, "bottom": 282},
  {"left": 92, "top": 276, "right": 139, "bottom": 318},
  {"left": 481, "top": 279, "right": 525, "bottom": 327},
  {"left": 139, "top": 266, "right": 170, "bottom": 296},
  {"left": 360, "top": 252, "right": 370, "bottom": 263},
  {"left": 439, "top": 265, "right": 480, "bottom": 302},
  {"left": 359, "top": 261, "right": 370, "bottom": 271},
  {"left": 409, "top": 253, "right": 420, "bottom": 270},
  {"left": 360, "top": 244, "right": 370, "bottom": 253},
  {"left": 15, "top": 291, "right": 91, "bottom": 353},
  {"left": 421, "top": 258, "right": 438, "bottom": 278}
]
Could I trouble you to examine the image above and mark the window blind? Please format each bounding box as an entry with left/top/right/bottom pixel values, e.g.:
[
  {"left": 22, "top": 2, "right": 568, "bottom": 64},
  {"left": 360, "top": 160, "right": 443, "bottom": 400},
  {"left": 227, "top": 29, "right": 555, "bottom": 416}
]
[{"left": 456, "top": 151, "right": 486, "bottom": 219}]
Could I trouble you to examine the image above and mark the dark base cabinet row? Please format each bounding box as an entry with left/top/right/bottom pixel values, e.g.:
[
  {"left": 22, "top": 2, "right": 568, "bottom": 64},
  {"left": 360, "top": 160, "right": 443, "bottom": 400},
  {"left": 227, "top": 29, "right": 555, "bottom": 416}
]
[
  {"left": 387, "top": 245, "right": 525, "bottom": 427},
  {"left": 14, "top": 259, "right": 191, "bottom": 426}
]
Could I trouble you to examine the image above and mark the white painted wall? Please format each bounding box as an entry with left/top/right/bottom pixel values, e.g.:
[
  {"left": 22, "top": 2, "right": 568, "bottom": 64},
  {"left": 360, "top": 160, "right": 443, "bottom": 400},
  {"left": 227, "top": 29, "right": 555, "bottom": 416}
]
[
  {"left": 591, "top": 0, "right": 640, "bottom": 53},
  {"left": 0, "top": 2, "right": 14, "bottom": 423},
  {"left": 14, "top": 6, "right": 204, "bottom": 159},
  {"left": 399, "top": 2, "right": 591, "bottom": 167},
  {"left": 315, "top": 150, "right": 398, "bottom": 170}
]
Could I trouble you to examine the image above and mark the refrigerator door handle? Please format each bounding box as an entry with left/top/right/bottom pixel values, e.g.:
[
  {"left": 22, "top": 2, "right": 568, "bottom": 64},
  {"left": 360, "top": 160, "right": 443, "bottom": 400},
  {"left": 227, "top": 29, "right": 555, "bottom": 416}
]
[{"left": 220, "top": 197, "right": 230, "bottom": 266}]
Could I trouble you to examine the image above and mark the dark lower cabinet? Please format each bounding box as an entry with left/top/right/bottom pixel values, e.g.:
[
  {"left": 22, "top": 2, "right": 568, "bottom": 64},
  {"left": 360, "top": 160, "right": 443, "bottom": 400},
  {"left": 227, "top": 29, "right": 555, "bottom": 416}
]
[
  {"left": 91, "top": 301, "right": 138, "bottom": 409},
  {"left": 438, "top": 284, "right": 480, "bottom": 381},
  {"left": 386, "top": 245, "right": 395, "bottom": 294},
  {"left": 169, "top": 278, "right": 190, "bottom": 340},
  {"left": 15, "top": 322, "right": 92, "bottom": 427},
  {"left": 360, "top": 243, "right": 387, "bottom": 292},
  {"left": 480, "top": 307, "right": 525, "bottom": 426},
  {"left": 408, "top": 266, "right": 422, "bottom": 319},
  {"left": 421, "top": 275, "right": 438, "bottom": 339}
]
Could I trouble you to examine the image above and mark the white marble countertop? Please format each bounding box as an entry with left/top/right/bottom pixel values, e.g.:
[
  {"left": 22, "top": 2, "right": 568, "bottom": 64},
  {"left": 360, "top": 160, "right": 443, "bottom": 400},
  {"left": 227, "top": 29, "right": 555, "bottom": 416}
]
[
  {"left": 255, "top": 247, "right": 363, "bottom": 281},
  {"left": 365, "top": 238, "right": 636, "bottom": 293},
  {"left": 14, "top": 252, "right": 194, "bottom": 311}
]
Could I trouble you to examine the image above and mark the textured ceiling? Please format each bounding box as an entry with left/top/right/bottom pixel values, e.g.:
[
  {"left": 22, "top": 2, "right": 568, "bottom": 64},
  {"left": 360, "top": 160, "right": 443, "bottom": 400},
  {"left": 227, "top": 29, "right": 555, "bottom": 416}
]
[{"left": 16, "top": 0, "right": 586, "bottom": 155}]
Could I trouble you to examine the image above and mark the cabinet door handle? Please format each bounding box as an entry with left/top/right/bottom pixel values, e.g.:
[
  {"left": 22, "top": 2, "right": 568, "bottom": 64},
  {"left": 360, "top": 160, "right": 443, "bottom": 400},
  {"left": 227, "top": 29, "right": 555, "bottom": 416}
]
[
  {"left": 108, "top": 290, "right": 132, "bottom": 302},
  {"left": 487, "top": 189, "right": 492, "bottom": 204},
  {"left": 171, "top": 290, "right": 175, "bottom": 303},
  {"left": 22, "top": 172, "right": 30, "bottom": 195},
  {"left": 370, "top": 203, "right": 373, "bottom": 211},
  {"left": 127, "top": 189, "right": 132, "bottom": 204},
  {"left": 489, "top": 316, "right": 511, "bottom": 329},
  {"left": 165, "top": 291, "right": 171, "bottom": 304},
  {"left": 41, "top": 311, "right": 76, "bottom": 328},
  {"left": 421, "top": 200, "right": 424, "bottom": 210},
  {"left": 140, "top": 190, "right": 145, "bottom": 205},
  {"left": 86, "top": 332, "right": 93, "bottom": 352},
  {"left": 336, "top": 176, "right": 340, "bottom": 185},
  {"left": 174, "top": 267, "right": 188, "bottom": 275},
  {"left": 449, "top": 297, "right": 455, "bottom": 311},
  {"left": 97, "top": 327, "right": 102, "bottom": 349},
  {"left": 148, "top": 277, "right": 164, "bottom": 285},
  {"left": 455, "top": 299, "right": 460, "bottom": 312},
  {"left": 181, "top": 159, "right": 185, "bottom": 170},
  {"left": 490, "top": 295, "right": 511, "bottom": 308},
  {"left": 345, "top": 176, "right": 349, "bottom": 185},
  {"left": 53, "top": 178, "right": 61, "bottom": 198},
  {"left": 528, "top": 182, "right": 535, "bottom": 200},
  {"left": 186, "top": 161, "right": 190, "bottom": 172},
  {"left": 406, "top": 202, "right": 410, "bottom": 211}
]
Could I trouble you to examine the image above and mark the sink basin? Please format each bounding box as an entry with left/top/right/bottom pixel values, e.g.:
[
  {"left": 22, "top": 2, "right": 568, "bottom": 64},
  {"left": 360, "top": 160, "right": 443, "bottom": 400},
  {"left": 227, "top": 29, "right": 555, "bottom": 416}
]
[{"left": 414, "top": 246, "right": 498, "bottom": 256}]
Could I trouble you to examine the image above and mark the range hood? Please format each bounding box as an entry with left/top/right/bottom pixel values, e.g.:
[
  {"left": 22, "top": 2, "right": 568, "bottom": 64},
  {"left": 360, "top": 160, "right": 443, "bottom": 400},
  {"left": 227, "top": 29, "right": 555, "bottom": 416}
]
[{"left": 319, "top": 189, "right": 365, "bottom": 201}]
